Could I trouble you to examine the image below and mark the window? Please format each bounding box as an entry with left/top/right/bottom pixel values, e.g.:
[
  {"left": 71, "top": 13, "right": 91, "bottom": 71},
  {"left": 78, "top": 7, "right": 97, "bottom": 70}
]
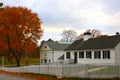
[
  {"left": 66, "top": 52, "right": 70, "bottom": 59},
  {"left": 86, "top": 51, "right": 92, "bottom": 59},
  {"left": 79, "top": 51, "right": 84, "bottom": 58},
  {"left": 103, "top": 51, "right": 110, "bottom": 59},
  {"left": 94, "top": 51, "right": 101, "bottom": 59}
]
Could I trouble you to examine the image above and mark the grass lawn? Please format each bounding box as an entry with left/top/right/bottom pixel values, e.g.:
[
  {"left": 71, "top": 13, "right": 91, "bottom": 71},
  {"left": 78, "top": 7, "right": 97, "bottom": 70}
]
[
  {"left": 24, "top": 73, "right": 57, "bottom": 79},
  {"left": 0, "top": 57, "right": 40, "bottom": 67},
  {"left": 89, "top": 65, "right": 120, "bottom": 75},
  {"left": 24, "top": 73, "right": 120, "bottom": 80},
  {"left": 61, "top": 77, "right": 120, "bottom": 80},
  {"left": 87, "top": 65, "right": 101, "bottom": 69}
]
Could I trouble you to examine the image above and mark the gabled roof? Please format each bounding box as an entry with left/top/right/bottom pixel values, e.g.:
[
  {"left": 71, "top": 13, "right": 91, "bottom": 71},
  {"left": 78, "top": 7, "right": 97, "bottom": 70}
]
[
  {"left": 40, "top": 39, "right": 72, "bottom": 51},
  {"left": 65, "top": 35, "right": 120, "bottom": 50}
]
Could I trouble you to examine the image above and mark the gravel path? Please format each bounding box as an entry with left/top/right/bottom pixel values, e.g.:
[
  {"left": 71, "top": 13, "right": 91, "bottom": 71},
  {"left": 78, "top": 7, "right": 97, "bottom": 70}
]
[{"left": 0, "top": 74, "right": 34, "bottom": 80}]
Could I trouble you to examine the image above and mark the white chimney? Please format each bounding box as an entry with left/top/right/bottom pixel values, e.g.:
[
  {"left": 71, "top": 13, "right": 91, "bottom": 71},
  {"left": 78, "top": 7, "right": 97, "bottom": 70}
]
[
  {"left": 83, "top": 32, "right": 92, "bottom": 40},
  {"left": 116, "top": 32, "right": 119, "bottom": 35}
]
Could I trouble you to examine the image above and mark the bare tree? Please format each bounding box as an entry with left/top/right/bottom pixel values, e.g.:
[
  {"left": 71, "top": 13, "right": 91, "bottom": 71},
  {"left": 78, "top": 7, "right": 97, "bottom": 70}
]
[
  {"left": 61, "top": 30, "right": 78, "bottom": 41},
  {"left": 91, "top": 29, "right": 101, "bottom": 38},
  {"left": 76, "top": 34, "right": 84, "bottom": 40}
]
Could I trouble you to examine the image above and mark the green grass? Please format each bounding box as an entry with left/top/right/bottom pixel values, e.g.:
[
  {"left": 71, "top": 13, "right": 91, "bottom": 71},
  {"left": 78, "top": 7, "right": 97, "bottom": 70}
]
[
  {"left": 89, "top": 65, "right": 120, "bottom": 75},
  {"left": 0, "top": 57, "right": 40, "bottom": 67},
  {"left": 61, "top": 77, "right": 120, "bottom": 80},
  {"left": 24, "top": 73, "right": 57, "bottom": 79},
  {"left": 24, "top": 73, "right": 120, "bottom": 80},
  {"left": 87, "top": 65, "right": 101, "bottom": 69}
]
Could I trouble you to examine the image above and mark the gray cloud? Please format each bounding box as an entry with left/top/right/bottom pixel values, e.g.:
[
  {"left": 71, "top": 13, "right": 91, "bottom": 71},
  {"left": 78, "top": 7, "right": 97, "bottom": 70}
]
[
  {"left": 1, "top": 0, "right": 24, "bottom": 7},
  {"left": 1, "top": 0, "right": 120, "bottom": 40},
  {"left": 102, "top": 25, "right": 120, "bottom": 35},
  {"left": 102, "top": 0, "right": 120, "bottom": 15}
]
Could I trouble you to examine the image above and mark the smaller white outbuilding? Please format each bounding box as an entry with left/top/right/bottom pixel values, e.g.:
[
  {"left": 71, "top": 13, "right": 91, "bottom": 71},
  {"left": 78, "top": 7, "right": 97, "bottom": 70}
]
[{"left": 39, "top": 39, "right": 72, "bottom": 64}]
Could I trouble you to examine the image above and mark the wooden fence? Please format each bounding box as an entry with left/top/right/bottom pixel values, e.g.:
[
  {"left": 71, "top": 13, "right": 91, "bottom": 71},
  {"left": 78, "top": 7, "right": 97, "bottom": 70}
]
[{"left": 0, "top": 64, "right": 120, "bottom": 78}]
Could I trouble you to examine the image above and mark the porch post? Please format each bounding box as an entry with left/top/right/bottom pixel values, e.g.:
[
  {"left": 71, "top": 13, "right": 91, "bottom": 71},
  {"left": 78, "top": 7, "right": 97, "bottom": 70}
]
[{"left": 52, "top": 50, "right": 54, "bottom": 63}]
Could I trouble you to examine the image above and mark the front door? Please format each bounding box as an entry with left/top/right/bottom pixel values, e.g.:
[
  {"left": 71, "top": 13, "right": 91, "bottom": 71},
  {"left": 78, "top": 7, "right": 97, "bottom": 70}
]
[{"left": 74, "top": 52, "right": 77, "bottom": 64}]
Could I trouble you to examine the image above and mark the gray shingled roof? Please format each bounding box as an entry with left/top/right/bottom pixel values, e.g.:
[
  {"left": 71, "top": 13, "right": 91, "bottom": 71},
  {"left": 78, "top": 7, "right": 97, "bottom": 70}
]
[
  {"left": 41, "top": 39, "right": 72, "bottom": 51},
  {"left": 65, "top": 35, "right": 120, "bottom": 50}
]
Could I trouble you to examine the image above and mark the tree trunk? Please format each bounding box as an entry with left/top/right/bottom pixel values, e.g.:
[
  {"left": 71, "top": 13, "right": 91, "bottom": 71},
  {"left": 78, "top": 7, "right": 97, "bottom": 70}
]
[
  {"left": 14, "top": 54, "right": 21, "bottom": 67},
  {"left": 16, "top": 58, "right": 20, "bottom": 67},
  {"left": 13, "top": 52, "right": 22, "bottom": 67}
]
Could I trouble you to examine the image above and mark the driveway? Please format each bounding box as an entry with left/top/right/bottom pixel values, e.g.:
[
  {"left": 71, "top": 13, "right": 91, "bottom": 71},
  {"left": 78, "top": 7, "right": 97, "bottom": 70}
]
[{"left": 0, "top": 74, "right": 34, "bottom": 80}]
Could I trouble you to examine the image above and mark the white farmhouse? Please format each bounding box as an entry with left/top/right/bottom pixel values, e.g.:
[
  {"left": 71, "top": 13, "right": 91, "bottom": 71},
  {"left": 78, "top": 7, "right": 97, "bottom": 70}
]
[
  {"left": 39, "top": 39, "right": 72, "bottom": 64},
  {"left": 65, "top": 32, "right": 120, "bottom": 65}
]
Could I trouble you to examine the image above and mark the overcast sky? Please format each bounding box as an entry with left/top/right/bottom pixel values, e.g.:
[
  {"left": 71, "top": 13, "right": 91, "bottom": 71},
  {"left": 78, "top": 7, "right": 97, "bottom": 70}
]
[{"left": 1, "top": 0, "right": 120, "bottom": 44}]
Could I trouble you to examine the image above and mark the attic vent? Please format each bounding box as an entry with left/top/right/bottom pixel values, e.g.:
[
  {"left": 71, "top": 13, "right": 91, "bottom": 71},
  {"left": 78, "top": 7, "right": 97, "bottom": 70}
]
[{"left": 45, "top": 46, "right": 47, "bottom": 48}]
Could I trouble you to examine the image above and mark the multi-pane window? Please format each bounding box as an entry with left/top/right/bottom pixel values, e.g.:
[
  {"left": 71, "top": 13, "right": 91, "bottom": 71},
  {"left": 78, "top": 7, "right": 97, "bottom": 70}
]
[
  {"left": 86, "top": 51, "right": 92, "bottom": 59},
  {"left": 103, "top": 51, "right": 110, "bottom": 59},
  {"left": 66, "top": 52, "right": 70, "bottom": 59},
  {"left": 79, "top": 51, "right": 84, "bottom": 58},
  {"left": 94, "top": 51, "right": 101, "bottom": 59}
]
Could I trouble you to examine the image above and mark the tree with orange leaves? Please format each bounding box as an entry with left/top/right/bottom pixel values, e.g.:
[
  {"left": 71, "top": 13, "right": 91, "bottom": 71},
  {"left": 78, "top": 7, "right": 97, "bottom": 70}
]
[{"left": 0, "top": 6, "right": 43, "bottom": 67}]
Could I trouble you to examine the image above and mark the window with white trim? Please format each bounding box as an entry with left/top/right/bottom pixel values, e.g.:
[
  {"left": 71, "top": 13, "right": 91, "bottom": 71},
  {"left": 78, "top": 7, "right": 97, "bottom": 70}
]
[
  {"left": 86, "top": 51, "right": 92, "bottom": 59},
  {"left": 103, "top": 50, "right": 110, "bottom": 59},
  {"left": 79, "top": 51, "right": 84, "bottom": 58},
  {"left": 66, "top": 52, "right": 70, "bottom": 59},
  {"left": 94, "top": 51, "right": 101, "bottom": 59}
]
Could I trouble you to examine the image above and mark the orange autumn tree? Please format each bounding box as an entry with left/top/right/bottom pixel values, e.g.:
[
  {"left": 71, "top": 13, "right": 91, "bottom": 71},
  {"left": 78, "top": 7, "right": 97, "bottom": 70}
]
[{"left": 0, "top": 6, "right": 43, "bottom": 67}]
